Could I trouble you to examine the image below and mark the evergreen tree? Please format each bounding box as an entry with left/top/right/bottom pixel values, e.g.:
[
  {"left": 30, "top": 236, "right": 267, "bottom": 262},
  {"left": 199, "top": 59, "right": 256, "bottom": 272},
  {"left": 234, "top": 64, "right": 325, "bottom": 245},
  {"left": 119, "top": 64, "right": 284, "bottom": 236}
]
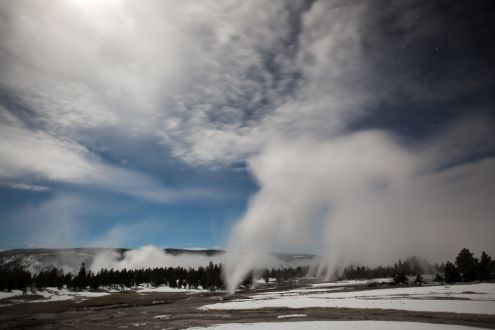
[
  {"left": 444, "top": 261, "right": 460, "bottom": 283},
  {"left": 455, "top": 248, "right": 478, "bottom": 282},
  {"left": 241, "top": 272, "right": 253, "bottom": 289},
  {"left": 72, "top": 263, "right": 88, "bottom": 290},
  {"left": 262, "top": 269, "right": 270, "bottom": 283},
  {"left": 478, "top": 251, "right": 492, "bottom": 282},
  {"left": 392, "top": 273, "right": 408, "bottom": 285},
  {"left": 433, "top": 273, "right": 444, "bottom": 283}
]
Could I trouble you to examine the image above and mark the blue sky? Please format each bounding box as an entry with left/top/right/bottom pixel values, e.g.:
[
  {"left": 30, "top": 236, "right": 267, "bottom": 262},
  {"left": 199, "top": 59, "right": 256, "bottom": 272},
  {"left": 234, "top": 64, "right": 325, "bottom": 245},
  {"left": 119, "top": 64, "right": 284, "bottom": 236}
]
[{"left": 0, "top": 0, "right": 494, "bottom": 258}]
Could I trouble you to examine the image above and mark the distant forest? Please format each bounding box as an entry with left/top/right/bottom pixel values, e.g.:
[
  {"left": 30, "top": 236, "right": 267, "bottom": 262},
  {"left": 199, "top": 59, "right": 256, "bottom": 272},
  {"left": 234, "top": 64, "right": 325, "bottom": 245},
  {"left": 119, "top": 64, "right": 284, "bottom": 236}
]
[
  {"left": 338, "top": 249, "right": 494, "bottom": 285},
  {"left": 0, "top": 248, "right": 493, "bottom": 292}
]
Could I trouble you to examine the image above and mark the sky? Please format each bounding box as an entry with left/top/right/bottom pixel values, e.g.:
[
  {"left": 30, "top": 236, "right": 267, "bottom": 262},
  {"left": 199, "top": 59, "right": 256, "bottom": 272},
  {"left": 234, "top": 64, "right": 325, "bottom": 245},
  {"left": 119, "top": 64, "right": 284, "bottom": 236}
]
[{"left": 0, "top": 0, "right": 494, "bottom": 264}]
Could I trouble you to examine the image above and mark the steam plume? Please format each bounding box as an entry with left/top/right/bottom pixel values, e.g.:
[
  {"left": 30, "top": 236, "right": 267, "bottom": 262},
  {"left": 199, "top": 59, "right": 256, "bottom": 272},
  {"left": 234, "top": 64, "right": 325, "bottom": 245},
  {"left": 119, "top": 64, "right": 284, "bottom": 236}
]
[{"left": 224, "top": 126, "right": 495, "bottom": 291}]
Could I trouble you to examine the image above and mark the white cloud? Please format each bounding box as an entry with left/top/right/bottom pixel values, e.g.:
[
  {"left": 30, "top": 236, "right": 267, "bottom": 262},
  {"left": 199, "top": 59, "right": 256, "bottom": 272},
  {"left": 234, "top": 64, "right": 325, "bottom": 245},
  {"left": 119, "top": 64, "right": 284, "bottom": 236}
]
[
  {"left": 0, "top": 106, "right": 219, "bottom": 203},
  {"left": 0, "top": 182, "right": 50, "bottom": 192},
  {"left": 0, "top": 108, "right": 96, "bottom": 182},
  {"left": 0, "top": 0, "right": 381, "bottom": 167}
]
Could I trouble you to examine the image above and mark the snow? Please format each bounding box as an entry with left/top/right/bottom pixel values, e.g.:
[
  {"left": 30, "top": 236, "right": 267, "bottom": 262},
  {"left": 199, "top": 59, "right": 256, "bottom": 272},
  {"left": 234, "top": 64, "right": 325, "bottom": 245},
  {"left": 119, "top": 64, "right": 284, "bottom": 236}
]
[
  {"left": 1, "top": 284, "right": 204, "bottom": 306},
  {"left": 153, "top": 314, "right": 169, "bottom": 319},
  {"left": 255, "top": 278, "right": 278, "bottom": 284},
  {"left": 311, "top": 278, "right": 393, "bottom": 288},
  {"left": 29, "top": 288, "right": 109, "bottom": 303},
  {"left": 186, "top": 321, "right": 485, "bottom": 329},
  {"left": 0, "top": 290, "right": 24, "bottom": 300},
  {"left": 255, "top": 287, "right": 344, "bottom": 296},
  {"left": 0, "top": 287, "right": 109, "bottom": 304},
  {"left": 277, "top": 314, "right": 306, "bottom": 319},
  {"left": 135, "top": 284, "right": 205, "bottom": 293},
  {"left": 201, "top": 283, "right": 495, "bottom": 315}
]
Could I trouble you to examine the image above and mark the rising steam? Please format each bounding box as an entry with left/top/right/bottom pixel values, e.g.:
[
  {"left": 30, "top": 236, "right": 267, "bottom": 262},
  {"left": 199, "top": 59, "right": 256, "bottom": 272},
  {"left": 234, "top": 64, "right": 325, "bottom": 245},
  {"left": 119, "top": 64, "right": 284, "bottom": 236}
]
[
  {"left": 90, "top": 245, "right": 223, "bottom": 272},
  {"left": 224, "top": 123, "right": 495, "bottom": 292},
  {"left": 89, "top": 245, "right": 314, "bottom": 276}
]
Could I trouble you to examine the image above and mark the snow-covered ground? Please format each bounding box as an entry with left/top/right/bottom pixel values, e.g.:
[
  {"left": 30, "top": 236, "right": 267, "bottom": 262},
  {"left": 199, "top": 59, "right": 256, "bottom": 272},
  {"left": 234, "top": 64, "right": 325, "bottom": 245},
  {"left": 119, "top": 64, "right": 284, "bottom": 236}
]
[
  {"left": 0, "top": 290, "right": 24, "bottom": 300},
  {"left": 135, "top": 284, "right": 206, "bottom": 293},
  {"left": 0, "top": 284, "right": 203, "bottom": 306},
  {"left": 187, "top": 320, "right": 486, "bottom": 329},
  {"left": 310, "top": 278, "right": 393, "bottom": 288},
  {"left": 202, "top": 283, "right": 495, "bottom": 315},
  {"left": 0, "top": 287, "right": 109, "bottom": 305},
  {"left": 277, "top": 314, "right": 307, "bottom": 319},
  {"left": 255, "top": 278, "right": 278, "bottom": 285}
]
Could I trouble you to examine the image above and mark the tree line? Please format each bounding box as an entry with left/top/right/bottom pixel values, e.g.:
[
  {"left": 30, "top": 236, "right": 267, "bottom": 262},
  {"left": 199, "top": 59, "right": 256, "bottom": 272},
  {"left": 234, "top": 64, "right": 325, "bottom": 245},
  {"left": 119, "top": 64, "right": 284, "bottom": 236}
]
[
  {"left": 1, "top": 248, "right": 493, "bottom": 292},
  {"left": 340, "top": 256, "right": 437, "bottom": 280},
  {"left": 0, "top": 260, "right": 226, "bottom": 292},
  {"left": 339, "top": 248, "right": 494, "bottom": 285}
]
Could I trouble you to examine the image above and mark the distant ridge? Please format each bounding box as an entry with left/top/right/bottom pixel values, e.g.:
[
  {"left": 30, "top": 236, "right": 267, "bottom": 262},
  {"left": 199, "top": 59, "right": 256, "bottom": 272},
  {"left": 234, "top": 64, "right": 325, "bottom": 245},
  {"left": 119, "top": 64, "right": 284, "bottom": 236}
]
[{"left": 0, "top": 248, "right": 316, "bottom": 259}]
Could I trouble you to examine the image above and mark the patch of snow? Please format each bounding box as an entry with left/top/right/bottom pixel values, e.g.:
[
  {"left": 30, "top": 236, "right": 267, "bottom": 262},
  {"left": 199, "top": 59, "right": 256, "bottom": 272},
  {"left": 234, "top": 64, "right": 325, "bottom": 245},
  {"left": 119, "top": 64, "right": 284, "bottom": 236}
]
[
  {"left": 201, "top": 283, "right": 495, "bottom": 315},
  {"left": 1, "top": 287, "right": 109, "bottom": 304},
  {"left": 255, "top": 287, "right": 344, "bottom": 296},
  {"left": 135, "top": 285, "right": 205, "bottom": 293},
  {"left": 277, "top": 314, "right": 307, "bottom": 319},
  {"left": 0, "top": 290, "right": 24, "bottom": 300},
  {"left": 31, "top": 294, "right": 74, "bottom": 302},
  {"left": 186, "top": 321, "right": 485, "bottom": 329},
  {"left": 311, "top": 278, "right": 393, "bottom": 288}
]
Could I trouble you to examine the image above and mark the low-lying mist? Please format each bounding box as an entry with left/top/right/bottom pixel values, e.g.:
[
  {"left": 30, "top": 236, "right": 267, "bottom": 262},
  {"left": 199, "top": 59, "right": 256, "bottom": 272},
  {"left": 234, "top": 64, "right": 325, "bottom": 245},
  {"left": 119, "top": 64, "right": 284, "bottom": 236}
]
[
  {"left": 90, "top": 245, "right": 223, "bottom": 272},
  {"left": 88, "top": 245, "right": 316, "bottom": 274}
]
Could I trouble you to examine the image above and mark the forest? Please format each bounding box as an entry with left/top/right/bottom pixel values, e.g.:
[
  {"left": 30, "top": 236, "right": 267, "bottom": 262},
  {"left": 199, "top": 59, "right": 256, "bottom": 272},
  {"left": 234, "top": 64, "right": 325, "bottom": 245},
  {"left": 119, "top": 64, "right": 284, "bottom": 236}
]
[{"left": 0, "top": 248, "right": 493, "bottom": 292}]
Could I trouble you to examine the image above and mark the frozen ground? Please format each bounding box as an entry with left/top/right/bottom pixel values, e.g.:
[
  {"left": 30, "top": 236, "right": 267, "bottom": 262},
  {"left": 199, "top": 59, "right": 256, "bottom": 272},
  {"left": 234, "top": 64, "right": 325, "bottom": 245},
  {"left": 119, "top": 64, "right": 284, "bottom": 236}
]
[
  {"left": 277, "top": 314, "right": 307, "bottom": 319},
  {"left": 186, "top": 320, "right": 487, "bottom": 329},
  {"left": 0, "top": 284, "right": 203, "bottom": 306},
  {"left": 135, "top": 284, "right": 206, "bottom": 294},
  {"left": 1, "top": 285, "right": 494, "bottom": 329},
  {"left": 202, "top": 283, "right": 495, "bottom": 315},
  {"left": 0, "top": 287, "right": 109, "bottom": 305},
  {"left": 0, "top": 290, "right": 24, "bottom": 300},
  {"left": 310, "top": 278, "right": 393, "bottom": 288}
]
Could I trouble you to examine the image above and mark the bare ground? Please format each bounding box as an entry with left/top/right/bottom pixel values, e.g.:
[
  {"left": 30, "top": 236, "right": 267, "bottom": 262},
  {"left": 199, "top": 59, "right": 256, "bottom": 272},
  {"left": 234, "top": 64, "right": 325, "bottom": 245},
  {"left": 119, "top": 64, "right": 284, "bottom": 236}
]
[{"left": 1, "top": 288, "right": 494, "bottom": 329}]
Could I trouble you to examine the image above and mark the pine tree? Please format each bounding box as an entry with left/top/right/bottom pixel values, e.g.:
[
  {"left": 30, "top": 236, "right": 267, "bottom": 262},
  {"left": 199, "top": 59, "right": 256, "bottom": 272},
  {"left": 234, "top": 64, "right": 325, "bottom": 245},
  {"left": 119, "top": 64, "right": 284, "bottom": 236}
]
[
  {"left": 444, "top": 261, "right": 460, "bottom": 283},
  {"left": 241, "top": 272, "right": 253, "bottom": 289},
  {"left": 73, "top": 263, "right": 88, "bottom": 290},
  {"left": 393, "top": 273, "right": 408, "bottom": 285},
  {"left": 433, "top": 273, "right": 444, "bottom": 283},
  {"left": 478, "top": 251, "right": 492, "bottom": 282},
  {"left": 455, "top": 248, "right": 478, "bottom": 282}
]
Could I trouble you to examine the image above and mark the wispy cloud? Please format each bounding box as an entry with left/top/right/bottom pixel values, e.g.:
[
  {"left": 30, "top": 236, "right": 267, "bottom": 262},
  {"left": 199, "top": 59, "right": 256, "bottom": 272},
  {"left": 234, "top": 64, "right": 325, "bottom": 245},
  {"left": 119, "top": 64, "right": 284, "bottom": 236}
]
[
  {"left": 0, "top": 182, "right": 50, "bottom": 192},
  {"left": 0, "top": 1, "right": 378, "bottom": 167},
  {"left": 0, "top": 105, "right": 221, "bottom": 203}
]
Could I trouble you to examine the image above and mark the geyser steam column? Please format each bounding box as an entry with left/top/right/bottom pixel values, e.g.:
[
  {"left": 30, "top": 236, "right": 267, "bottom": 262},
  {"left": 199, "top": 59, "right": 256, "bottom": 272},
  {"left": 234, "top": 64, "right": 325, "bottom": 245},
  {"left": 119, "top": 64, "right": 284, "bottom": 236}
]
[
  {"left": 224, "top": 132, "right": 418, "bottom": 291},
  {"left": 225, "top": 125, "right": 495, "bottom": 291}
]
